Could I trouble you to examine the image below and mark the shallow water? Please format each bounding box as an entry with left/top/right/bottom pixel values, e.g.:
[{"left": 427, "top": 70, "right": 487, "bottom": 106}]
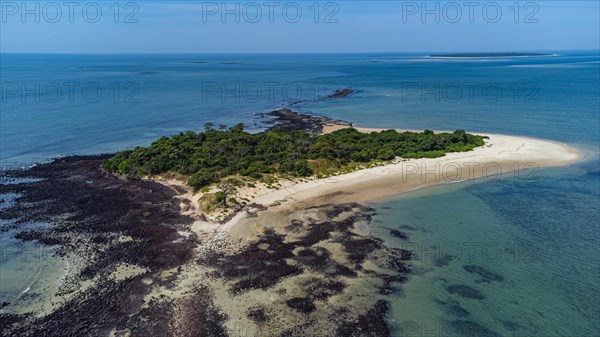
[
  {"left": 371, "top": 161, "right": 599, "bottom": 337},
  {"left": 0, "top": 178, "right": 67, "bottom": 314},
  {"left": 0, "top": 218, "right": 66, "bottom": 315}
]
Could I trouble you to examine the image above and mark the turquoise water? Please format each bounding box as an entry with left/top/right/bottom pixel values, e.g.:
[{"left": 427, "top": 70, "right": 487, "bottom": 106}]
[
  {"left": 371, "top": 162, "right": 599, "bottom": 336},
  {"left": 1, "top": 52, "right": 598, "bottom": 335}
]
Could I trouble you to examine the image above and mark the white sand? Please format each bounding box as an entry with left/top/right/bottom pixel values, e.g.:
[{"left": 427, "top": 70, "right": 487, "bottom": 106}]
[
  {"left": 160, "top": 126, "right": 581, "bottom": 246},
  {"left": 231, "top": 130, "right": 581, "bottom": 217}
]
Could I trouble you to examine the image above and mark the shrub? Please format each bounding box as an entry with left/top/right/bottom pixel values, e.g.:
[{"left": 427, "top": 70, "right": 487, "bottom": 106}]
[{"left": 103, "top": 127, "right": 486, "bottom": 189}]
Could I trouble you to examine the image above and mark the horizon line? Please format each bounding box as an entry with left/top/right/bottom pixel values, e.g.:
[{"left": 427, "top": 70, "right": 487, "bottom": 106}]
[{"left": 1, "top": 49, "right": 599, "bottom": 55}]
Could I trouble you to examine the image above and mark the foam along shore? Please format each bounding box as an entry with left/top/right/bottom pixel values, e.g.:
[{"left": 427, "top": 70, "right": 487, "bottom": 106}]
[{"left": 231, "top": 124, "right": 581, "bottom": 217}]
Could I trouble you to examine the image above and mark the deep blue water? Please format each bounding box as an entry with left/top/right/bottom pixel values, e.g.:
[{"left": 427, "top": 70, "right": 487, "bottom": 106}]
[{"left": 1, "top": 52, "right": 598, "bottom": 335}]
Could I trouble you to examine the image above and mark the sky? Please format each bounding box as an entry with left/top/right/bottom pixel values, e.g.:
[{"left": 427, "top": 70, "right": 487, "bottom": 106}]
[{"left": 1, "top": 0, "right": 599, "bottom": 53}]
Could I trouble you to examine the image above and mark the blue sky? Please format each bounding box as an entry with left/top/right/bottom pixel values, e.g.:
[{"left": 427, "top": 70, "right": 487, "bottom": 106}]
[{"left": 1, "top": 1, "right": 598, "bottom": 53}]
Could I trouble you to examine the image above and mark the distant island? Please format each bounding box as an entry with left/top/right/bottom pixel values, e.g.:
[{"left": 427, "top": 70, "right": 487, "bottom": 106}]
[{"left": 430, "top": 53, "right": 553, "bottom": 58}]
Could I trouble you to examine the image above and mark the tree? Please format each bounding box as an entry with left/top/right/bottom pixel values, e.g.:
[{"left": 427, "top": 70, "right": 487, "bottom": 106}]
[
  {"left": 451, "top": 129, "right": 467, "bottom": 142},
  {"left": 230, "top": 123, "right": 245, "bottom": 133},
  {"left": 188, "top": 170, "right": 214, "bottom": 191},
  {"left": 217, "top": 178, "right": 242, "bottom": 207},
  {"left": 218, "top": 124, "right": 227, "bottom": 130},
  {"left": 103, "top": 127, "right": 486, "bottom": 191}
]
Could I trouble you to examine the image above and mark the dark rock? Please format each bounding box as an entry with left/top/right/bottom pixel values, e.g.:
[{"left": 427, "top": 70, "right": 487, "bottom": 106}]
[
  {"left": 446, "top": 285, "right": 485, "bottom": 300},
  {"left": 435, "top": 300, "right": 471, "bottom": 318},
  {"left": 327, "top": 89, "right": 354, "bottom": 98},
  {"left": 434, "top": 255, "right": 454, "bottom": 267},
  {"left": 343, "top": 237, "right": 383, "bottom": 265},
  {"left": 200, "top": 231, "right": 302, "bottom": 294},
  {"left": 335, "top": 300, "right": 390, "bottom": 337},
  {"left": 377, "top": 274, "right": 407, "bottom": 295},
  {"left": 286, "top": 297, "right": 316, "bottom": 314},
  {"left": 247, "top": 306, "right": 268, "bottom": 323},
  {"left": 0, "top": 156, "right": 202, "bottom": 336},
  {"left": 301, "top": 278, "right": 346, "bottom": 302},
  {"left": 169, "top": 285, "right": 229, "bottom": 337},
  {"left": 390, "top": 229, "right": 408, "bottom": 240},
  {"left": 447, "top": 304, "right": 470, "bottom": 318},
  {"left": 260, "top": 108, "right": 328, "bottom": 134},
  {"left": 500, "top": 320, "right": 521, "bottom": 331},
  {"left": 463, "top": 265, "right": 504, "bottom": 282},
  {"left": 259, "top": 109, "right": 350, "bottom": 135}
]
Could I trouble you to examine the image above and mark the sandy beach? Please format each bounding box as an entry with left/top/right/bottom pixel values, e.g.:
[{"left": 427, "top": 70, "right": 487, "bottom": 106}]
[{"left": 227, "top": 124, "right": 582, "bottom": 225}]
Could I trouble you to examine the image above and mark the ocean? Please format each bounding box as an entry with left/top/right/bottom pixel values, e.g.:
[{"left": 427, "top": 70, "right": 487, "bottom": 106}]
[{"left": 1, "top": 52, "right": 598, "bottom": 335}]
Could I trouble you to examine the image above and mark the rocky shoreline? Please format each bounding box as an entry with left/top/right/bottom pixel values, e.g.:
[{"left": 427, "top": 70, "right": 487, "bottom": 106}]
[
  {"left": 259, "top": 108, "right": 350, "bottom": 134},
  {"left": 0, "top": 156, "right": 412, "bottom": 336},
  {"left": 258, "top": 87, "right": 354, "bottom": 134},
  {"left": 0, "top": 156, "right": 204, "bottom": 336}
]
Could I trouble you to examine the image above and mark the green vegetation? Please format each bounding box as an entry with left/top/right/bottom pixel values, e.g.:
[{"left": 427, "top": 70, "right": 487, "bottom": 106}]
[{"left": 102, "top": 124, "right": 486, "bottom": 191}]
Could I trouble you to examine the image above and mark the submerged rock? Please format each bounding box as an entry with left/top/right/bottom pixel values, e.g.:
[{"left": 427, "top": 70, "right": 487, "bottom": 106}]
[
  {"left": 435, "top": 300, "right": 471, "bottom": 318},
  {"left": 389, "top": 229, "right": 409, "bottom": 240},
  {"left": 463, "top": 265, "right": 504, "bottom": 282},
  {"left": 335, "top": 300, "right": 390, "bottom": 337},
  {"left": 434, "top": 255, "right": 454, "bottom": 267},
  {"left": 446, "top": 285, "right": 485, "bottom": 300},
  {"left": 327, "top": 89, "right": 354, "bottom": 98}
]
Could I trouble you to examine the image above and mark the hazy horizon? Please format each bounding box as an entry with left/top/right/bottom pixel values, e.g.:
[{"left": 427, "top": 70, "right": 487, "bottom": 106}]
[{"left": 2, "top": 49, "right": 598, "bottom": 55}]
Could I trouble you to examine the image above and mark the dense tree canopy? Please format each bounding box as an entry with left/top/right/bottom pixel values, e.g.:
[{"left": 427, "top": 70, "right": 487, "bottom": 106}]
[{"left": 102, "top": 124, "right": 486, "bottom": 191}]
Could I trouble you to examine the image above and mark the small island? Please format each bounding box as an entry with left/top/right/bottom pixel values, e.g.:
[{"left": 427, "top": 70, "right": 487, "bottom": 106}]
[
  {"left": 102, "top": 123, "right": 485, "bottom": 217},
  {"left": 0, "top": 111, "right": 580, "bottom": 337},
  {"left": 430, "top": 52, "right": 553, "bottom": 58}
]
